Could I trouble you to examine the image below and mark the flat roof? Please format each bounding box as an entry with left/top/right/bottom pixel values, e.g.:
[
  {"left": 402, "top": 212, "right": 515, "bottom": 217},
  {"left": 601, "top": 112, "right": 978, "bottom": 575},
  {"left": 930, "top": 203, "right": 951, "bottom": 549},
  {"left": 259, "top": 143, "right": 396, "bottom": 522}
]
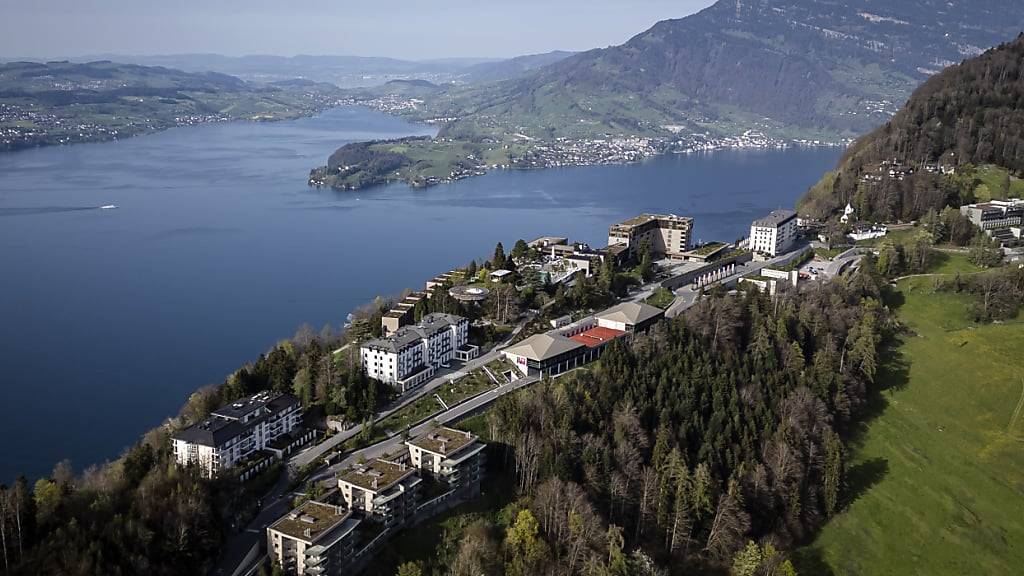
[
  {"left": 528, "top": 236, "right": 569, "bottom": 247},
  {"left": 570, "top": 326, "right": 626, "bottom": 348},
  {"left": 503, "top": 333, "right": 584, "bottom": 362},
  {"left": 407, "top": 426, "right": 478, "bottom": 456},
  {"left": 752, "top": 209, "right": 797, "bottom": 228},
  {"left": 269, "top": 500, "right": 353, "bottom": 543},
  {"left": 338, "top": 459, "right": 415, "bottom": 492},
  {"left": 612, "top": 213, "right": 693, "bottom": 229}
]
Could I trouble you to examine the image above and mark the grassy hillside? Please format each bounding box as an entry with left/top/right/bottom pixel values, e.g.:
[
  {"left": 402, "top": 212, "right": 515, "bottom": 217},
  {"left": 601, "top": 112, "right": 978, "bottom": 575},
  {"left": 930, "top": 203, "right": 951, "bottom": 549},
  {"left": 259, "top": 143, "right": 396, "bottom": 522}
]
[{"left": 798, "top": 267, "right": 1024, "bottom": 575}]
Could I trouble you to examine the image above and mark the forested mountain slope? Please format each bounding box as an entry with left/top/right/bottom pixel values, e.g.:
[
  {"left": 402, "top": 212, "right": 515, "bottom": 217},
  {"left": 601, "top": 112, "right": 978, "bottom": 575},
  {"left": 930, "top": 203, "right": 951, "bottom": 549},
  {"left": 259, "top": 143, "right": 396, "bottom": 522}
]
[{"left": 799, "top": 34, "right": 1024, "bottom": 221}]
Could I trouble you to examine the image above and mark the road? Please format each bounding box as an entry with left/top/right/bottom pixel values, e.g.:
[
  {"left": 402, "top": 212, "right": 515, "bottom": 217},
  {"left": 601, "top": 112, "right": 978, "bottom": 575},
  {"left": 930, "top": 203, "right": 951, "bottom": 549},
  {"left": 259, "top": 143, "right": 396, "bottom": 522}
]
[
  {"left": 217, "top": 372, "right": 540, "bottom": 576},
  {"left": 214, "top": 318, "right": 533, "bottom": 576},
  {"left": 311, "top": 374, "right": 540, "bottom": 482},
  {"left": 290, "top": 318, "right": 529, "bottom": 469},
  {"left": 825, "top": 247, "right": 868, "bottom": 277}
]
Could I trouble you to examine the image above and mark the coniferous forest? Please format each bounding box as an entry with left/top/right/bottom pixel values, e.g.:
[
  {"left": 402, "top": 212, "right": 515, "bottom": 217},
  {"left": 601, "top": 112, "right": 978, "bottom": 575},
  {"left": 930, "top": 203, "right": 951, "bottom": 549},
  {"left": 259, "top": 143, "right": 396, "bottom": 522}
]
[
  {"left": 395, "top": 263, "right": 893, "bottom": 576},
  {"left": 800, "top": 34, "right": 1024, "bottom": 222}
]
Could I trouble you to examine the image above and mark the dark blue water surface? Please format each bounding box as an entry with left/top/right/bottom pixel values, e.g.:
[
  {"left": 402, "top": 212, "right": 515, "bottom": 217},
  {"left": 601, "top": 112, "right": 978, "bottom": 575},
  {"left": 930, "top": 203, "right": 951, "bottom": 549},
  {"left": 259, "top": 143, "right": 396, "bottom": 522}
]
[{"left": 0, "top": 107, "right": 842, "bottom": 481}]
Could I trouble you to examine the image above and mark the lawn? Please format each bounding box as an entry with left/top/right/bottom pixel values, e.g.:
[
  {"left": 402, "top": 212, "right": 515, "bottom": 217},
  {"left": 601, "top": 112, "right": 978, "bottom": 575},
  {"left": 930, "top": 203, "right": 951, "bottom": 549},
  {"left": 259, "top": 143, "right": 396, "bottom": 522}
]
[
  {"left": 797, "top": 276, "right": 1024, "bottom": 575},
  {"left": 342, "top": 368, "right": 499, "bottom": 452},
  {"left": 645, "top": 287, "right": 677, "bottom": 309}
]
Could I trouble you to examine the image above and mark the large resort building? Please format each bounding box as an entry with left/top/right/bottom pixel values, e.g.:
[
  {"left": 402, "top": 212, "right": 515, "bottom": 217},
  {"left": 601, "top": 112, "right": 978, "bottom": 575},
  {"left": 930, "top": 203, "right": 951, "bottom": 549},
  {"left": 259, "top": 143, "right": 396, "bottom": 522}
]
[
  {"left": 503, "top": 302, "right": 665, "bottom": 377},
  {"left": 360, "top": 313, "right": 473, "bottom": 393},
  {"left": 171, "top": 391, "right": 312, "bottom": 479},
  {"left": 749, "top": 209, "right": 797, "bottom": 257},
  {"left": 608, "top": 214, "right": 694, "bottom": 260}
]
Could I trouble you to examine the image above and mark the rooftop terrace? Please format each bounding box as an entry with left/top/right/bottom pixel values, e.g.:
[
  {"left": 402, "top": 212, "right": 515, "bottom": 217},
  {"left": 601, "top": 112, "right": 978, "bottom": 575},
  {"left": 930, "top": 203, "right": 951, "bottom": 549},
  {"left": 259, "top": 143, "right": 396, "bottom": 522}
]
[
  {"left": 339, "top": 459, "right": 414, "bottom": 492},
  {"left": 270, "top": 500, "right": 351, "bottom": 543}
]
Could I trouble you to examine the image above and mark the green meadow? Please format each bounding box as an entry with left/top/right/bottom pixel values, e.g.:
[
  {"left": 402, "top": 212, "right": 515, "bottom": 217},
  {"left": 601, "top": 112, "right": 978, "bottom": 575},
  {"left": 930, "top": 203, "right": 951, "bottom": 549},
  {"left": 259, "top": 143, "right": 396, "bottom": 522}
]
[{"left": 799, "top": 273, "right": 1024, "bottom": 575}]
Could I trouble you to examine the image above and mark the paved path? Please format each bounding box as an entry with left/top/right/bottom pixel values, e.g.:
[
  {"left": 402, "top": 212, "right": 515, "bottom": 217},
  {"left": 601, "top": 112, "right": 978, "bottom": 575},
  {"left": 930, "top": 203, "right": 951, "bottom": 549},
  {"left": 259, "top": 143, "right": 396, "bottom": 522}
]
[
  {"left": 217, "top": 373, "right": 541, "bottom": 576},
  {"left": 214, "top": 318, "right": 532, "bottom": 576},
  {"left": 290, "top": 318, "right": 529, "bottom": 469},
  {"left": 311, "top": 374, "right": 540, "bottom": 482}
]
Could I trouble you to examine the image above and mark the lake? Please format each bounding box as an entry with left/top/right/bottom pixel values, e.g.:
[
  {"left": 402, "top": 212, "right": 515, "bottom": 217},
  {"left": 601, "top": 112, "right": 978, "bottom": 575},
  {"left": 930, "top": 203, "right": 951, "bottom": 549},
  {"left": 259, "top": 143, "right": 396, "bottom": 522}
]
[{"left": 0, "top": 107, "right": 842, "bottom": 482}]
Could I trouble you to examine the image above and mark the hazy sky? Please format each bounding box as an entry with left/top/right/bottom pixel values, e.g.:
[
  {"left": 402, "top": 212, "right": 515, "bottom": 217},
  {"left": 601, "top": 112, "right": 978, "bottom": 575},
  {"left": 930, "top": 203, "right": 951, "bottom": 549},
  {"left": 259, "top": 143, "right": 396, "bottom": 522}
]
[{"left": 0, "top": 0, "right": 718, "bottom": 60}]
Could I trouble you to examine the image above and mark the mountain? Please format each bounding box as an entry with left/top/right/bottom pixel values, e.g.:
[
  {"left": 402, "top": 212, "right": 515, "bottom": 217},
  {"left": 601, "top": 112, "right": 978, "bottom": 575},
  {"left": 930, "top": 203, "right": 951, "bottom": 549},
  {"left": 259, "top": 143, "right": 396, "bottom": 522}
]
[
  {"left": 459, "top": 50, "right": 576, "bottom": 84},
  {"left": 71, "top": 54, "right": 487, "bottom": 88},
  {"left": 0, "top": 60, "right": 343, "bottom": 150},
  {"left": 64, "top": 53, "right": 562, "bottom": 89},
  {"left": 798, "top": 34, "right": 1024, "bottom": 222},
  {"left": 430, "top": 0, "right": 1024, "bottom": 140}
]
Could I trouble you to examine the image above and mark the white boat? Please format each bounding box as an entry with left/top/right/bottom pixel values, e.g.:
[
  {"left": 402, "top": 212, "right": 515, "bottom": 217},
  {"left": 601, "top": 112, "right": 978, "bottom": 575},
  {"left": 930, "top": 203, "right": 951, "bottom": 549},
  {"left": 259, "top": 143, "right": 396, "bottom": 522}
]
[{"left": 99, "top": 205, "right": 118, "bottom": 210}]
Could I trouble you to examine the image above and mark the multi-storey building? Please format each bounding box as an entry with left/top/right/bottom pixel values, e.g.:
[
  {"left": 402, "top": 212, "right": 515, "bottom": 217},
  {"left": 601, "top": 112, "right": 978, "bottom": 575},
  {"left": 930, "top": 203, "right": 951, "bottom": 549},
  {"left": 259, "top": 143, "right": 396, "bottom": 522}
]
[
  {"left": 172, "top": 392, "right": 307, "bottom": 478},
  {"left": 360, "top": 313, "right": 469, "bottom": 393},
  {"left": 960, "top": 199, "right": 1024, "bottom": 230},
  {"left": 749, "top": 209, "right": 797, "bottom": 257},
  {"left": 607, "top": 214, "right": 694, "bottom": 260},
  {"left": 337, "top": 459, "right": 421, "bottom": 528},
  {"left": 267, "top": 497, "right": 361, "bottom": 576},
  {"left": 406, "top": 427, "right": 486, "bottom": 497}
]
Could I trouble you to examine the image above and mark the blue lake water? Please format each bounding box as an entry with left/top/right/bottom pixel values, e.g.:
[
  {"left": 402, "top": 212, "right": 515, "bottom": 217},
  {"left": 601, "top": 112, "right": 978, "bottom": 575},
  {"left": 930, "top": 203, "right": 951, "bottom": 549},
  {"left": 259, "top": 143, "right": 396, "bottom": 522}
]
[{"left": 0, "top": 107, "right": 842, "bottom": 482}]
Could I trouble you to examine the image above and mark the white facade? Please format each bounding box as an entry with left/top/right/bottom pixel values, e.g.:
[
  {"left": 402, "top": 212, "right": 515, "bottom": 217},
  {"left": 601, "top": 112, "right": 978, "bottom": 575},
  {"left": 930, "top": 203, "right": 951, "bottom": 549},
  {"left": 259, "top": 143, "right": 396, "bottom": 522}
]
[
  {"left": 172, "top": 392, "right": 302, "bottom": 478},
  {"left": 750, "top": 210, "right": 797, "bottom": 257},
  {"left": 360, "top": 314, "right": 469, "bottom": 393}
]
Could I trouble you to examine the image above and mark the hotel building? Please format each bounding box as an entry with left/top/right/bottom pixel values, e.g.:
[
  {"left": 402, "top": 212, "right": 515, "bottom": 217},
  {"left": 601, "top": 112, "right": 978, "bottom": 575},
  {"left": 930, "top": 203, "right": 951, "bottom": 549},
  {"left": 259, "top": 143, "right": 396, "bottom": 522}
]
[{"left": 360, "top": 313, "right": 470, "bottom": 393}]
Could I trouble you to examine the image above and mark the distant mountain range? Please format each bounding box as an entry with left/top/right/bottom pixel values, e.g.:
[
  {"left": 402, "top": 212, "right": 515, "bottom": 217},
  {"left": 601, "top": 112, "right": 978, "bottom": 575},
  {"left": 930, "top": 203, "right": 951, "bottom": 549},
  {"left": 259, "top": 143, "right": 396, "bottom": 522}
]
[
  {"left": 799, "top": 33, "right": 1024, "bottom": 222},
  {"left": 419, "top": 0, "right": 1024, "bottom": 141},
  {"left": 0, "top": 60, "right": 344, "bottom": 150},
  {"left": 15, "top": 52, "right": 576, "bottom": 89}
]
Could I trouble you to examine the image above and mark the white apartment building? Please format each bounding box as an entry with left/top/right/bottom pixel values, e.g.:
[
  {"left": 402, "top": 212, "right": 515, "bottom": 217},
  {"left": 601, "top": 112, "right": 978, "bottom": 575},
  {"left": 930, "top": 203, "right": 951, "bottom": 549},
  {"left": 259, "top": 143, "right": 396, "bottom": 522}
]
[
  {"left": 360, "top": 313, "right": 469, "bottom": 393},
  {"left": 749, "top": 209, "right": 798, "bottom": 257},
  {"left": 608, "top": 214, "right": 694, "bottom": 260},
  {"left": 172, "top": 392, "right": 304, "bottom": 478},
  {"left": 267, "top": 497, "right": 361, "bottom": 576}
]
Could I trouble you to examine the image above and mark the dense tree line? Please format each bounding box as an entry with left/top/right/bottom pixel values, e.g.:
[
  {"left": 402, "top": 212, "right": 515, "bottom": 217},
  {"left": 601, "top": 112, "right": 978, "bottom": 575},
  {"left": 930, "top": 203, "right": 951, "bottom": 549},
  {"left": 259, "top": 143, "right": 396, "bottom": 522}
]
[
  {"left": 0, "top": 317, "right": 389, "bottom": 575},
  {"left": 800, "top": 34, "right": 1024, "bottom": 221},
  {"left": 406, "top": 265, "right": 891, "bottom": 576},
  {"left": 936, "top": 265, "right": 1024, "bottom": 323}
]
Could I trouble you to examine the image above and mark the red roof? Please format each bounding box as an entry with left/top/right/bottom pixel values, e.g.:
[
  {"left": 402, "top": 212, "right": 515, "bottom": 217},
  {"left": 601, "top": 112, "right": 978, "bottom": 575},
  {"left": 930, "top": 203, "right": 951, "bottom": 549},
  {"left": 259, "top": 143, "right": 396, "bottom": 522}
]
[{"left": 570, "top": 326, "right": 626, "bottom": 348}]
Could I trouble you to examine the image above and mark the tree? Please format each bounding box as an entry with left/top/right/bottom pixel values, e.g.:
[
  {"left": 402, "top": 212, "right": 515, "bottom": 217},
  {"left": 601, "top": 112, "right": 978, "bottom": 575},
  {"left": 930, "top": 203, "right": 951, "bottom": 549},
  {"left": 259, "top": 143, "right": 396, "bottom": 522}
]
[
  {"left": 505, "top": 508, "right": 548, "bottom": 576},
  {"left": 396, "top": 561, "right": 423, "bottom": 576},
  {"left": 823, "top": 428, "right": 844, "bottom": 517},
  {"left": 292, "top": 366, "right": 313, "bottom": 407},
  {"left": 492, "top": 242, "right": 507, "bottom": 270},
  {"left": 638, "top": 241, "right": 655, "bottom": 282},
  {"left": 451, "top": 519, "right": 501, "bottom": 576},
  {"left": 467, "top": 260, "right": 478, "bottom": 279},
  {"left": 512, "top": 239, "right": 530, "bottom": 261},
  {"left": 732, "top": 541, "right": 763, "bottom": 576},
  {"left": 968, "top": 234, "right": 1003, "bottom": 268}
]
